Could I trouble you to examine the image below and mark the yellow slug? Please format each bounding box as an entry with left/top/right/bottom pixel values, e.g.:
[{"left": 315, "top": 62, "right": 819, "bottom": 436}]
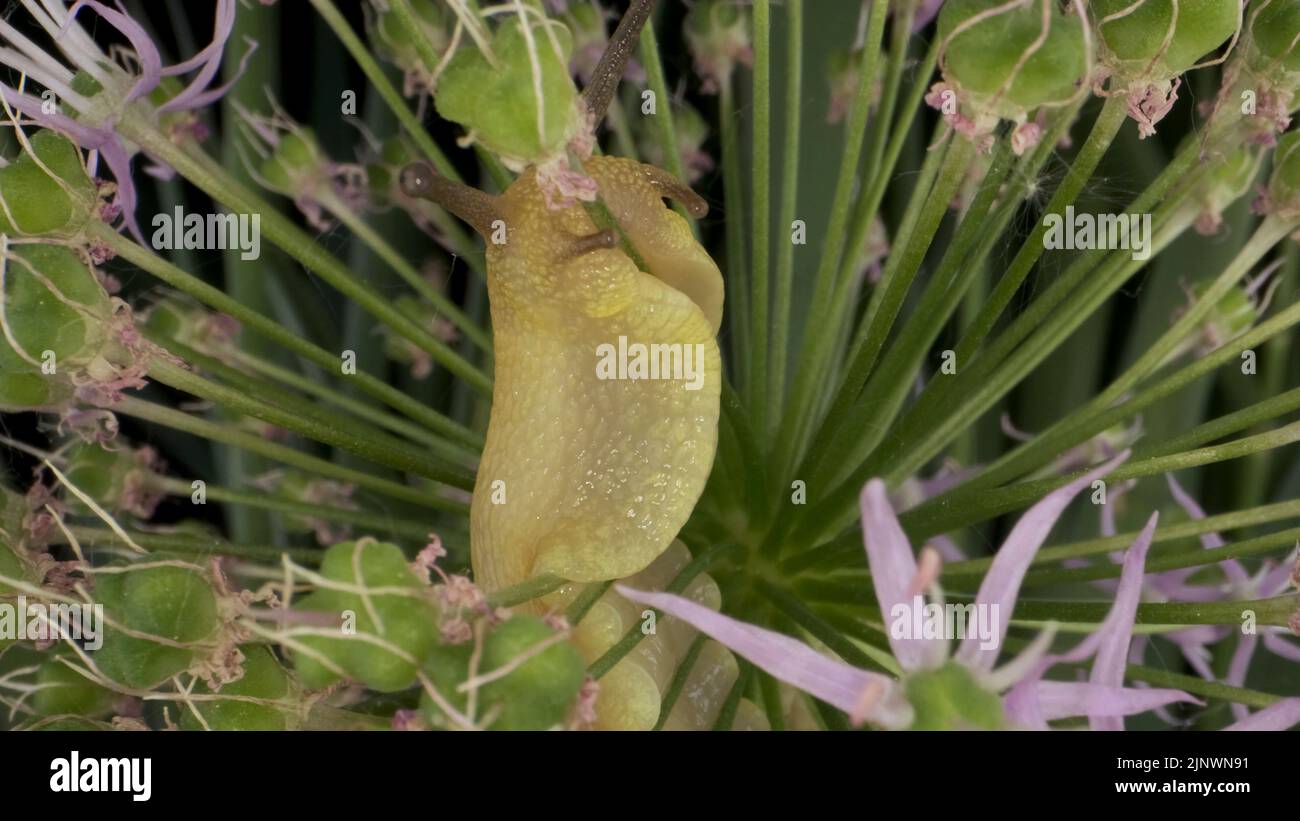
[{"left": 399, "top": 0, "right": 750, "bottom": 729}]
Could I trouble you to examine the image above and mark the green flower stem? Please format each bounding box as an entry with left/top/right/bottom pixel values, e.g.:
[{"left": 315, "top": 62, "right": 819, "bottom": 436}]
[
  {"left": 768, "top": 0, "right": 802, "bottom": 432},
  {"left": 765, "top": 132, "right": 969, "bottom": 554},
  {"left": 798, "top": 578, "right": 1299, "bottom": 628},
  {"left": 112, "top": 396, "right": 467, "bottom": 512},
  {"left": 316, "top": 189, "right": 492, "bottom": 351},
  {"left": 903, "top": 420, "right": 1300, "bottom": 541},
  {"left": 64, "top": 525, "right": 321, "bottom": 565},
  {"left": 719, "top": 74, "right": 750, "bottom": 379},
  {"left": 565, "top": 580, "right": 616, "bottom": 625},
  {"left": 748, "top": 0, "right": 772, "bottom": 439},
  {"left": 148, "top": 477, "right": 438, "bottom": 542},
  {"left": 1019, "top": 524, "right": 1300, "bottom": 588},
  {"left": 654, "top": 634, "right": 706, "bottom": 730},
  {"left": 873, "top": 138, "right": 1208, "bottom": 485},
  {"left": 309, "top": 0, "right": 461, "bottom": 181},
  {"left": 712, "top": 660, "right": 752, "bottom": 729},
  {"left": 586, "top": 542, "right": 737, "bottom": 679},
  {"left": 756, "top": 669, "right": 786, "bottom": 731},
  {"left": 953, "top": 94, "right": 1130, "bottom": 362},
  {"left": 89, "top": 222, "right": 482, "bottom": 449},
  {"left": 1137, "top": 386, "right": 1300, "bottom": 461},
  {"left": 152, "top": 333, "right": 476, "bottom": 469},
  {"left": 721, "top": 378, "right": 769, "bottom": 522},
  {"left": 226, "top": 347, "right": 479, "bottom": 461},
  {"left": 860, "top": 0, "right": 915, "bottom": 185},
  {"left": 1126, "top": 665, "right": 1284, "bottom": 710},
  {"left": 770, "top": 0, "right": 889, "bottom": 487},
  {"left": 147, "top": 358, "right": 475, "bottom": 490},
  {"left": 953, "top": 215, "right": 1296, "bottom": 494},
  {"left": 879, "top": 210, "right": 1201, "bottom": 488},
  {"left": 802, "top": 139, "right": 1012, "bottom": 493},
  {"left": 485, "top": 573, "right": 566, "bottom": 608},
  {"left": 638, "top": 20, "right": 685, "bottom": 185},
  {"left": 936, "top": 497, "right": 1300, "bottom": 581},
  {"left": 755, "top": 577, "right": 893, "bottom": 674},
  {"left": 117, "top": 117, "right": 493, "bottom": 395}
]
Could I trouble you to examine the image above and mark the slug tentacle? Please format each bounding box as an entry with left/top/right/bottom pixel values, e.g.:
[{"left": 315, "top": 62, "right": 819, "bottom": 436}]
[
  {"left": 562, "top": 227, "right": 620, "bottom": 259},
  {"left": 398, "top": 161, "right": 502, "bottom": 238},
  {"left": 581, "top": 0, "right": 660, "bottom": 123},
  {"left": 641, "top": 164, "right": 711, "bottom": 219}
]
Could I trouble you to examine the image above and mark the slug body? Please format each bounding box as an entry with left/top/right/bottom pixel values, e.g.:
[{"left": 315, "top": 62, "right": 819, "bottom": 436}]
[{"left": 471, "top": 156, "right": 723, "bottom": 593}]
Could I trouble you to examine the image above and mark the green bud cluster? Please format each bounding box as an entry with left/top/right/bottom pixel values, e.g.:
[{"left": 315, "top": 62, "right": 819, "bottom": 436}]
[
  {"left": 1092, "top": 0, "right": 1239, "bottom": 83},
  {"left": 178, "top": 646, "right": 299, "bottom": 730},
  {"left": 0, "top": 130, "right": 97, "bottom": 238},
  {"left": 371, "top": 0, "right": 452, "bottom": 84}
]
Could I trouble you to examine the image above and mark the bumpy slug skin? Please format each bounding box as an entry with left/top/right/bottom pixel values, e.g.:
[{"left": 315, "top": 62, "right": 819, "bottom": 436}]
[{"left": 471, "top": 155, "right": 723, "bottom": 594}]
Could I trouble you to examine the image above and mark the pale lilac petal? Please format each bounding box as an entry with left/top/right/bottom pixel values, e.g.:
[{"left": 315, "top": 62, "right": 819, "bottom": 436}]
[
  {"left": 1166, "top": 473, "right": 1249, "bottom": 585},
  {"left": 161, "top": 0, "right": 236, "bottom": 76},
  {"left": 956, "top": 451, "right": 1129, "bottom": 672},
  {"left": 1259, "top": 553, "right": 1297, "bottom": 596},
  {"left": 1263, "top": 633, "right": 1300, "bottom": 662},
  {"left": 860, "top": 479, "right": 946, "bottom": 672},
  {"left": 66, "top": 1, "right": 162, "bottom": 102},
  {"left": 1223, "top": 698, "right": 1300, "bottom": 731},
  {"left": 1225, "top": 634, "right": 1258, "bottom": 722},
  {"left": 913, "top": 0, "right": 945, "bottom": 31},
  {"left": 1089, "top": 512, "right": 1159, "bottom": 730},
  {"left": 1029, "top": 680, "right": 1201, "bottom": 723},
  {"left": 615, "top": 586, "right": 908, "bottom": 728}
]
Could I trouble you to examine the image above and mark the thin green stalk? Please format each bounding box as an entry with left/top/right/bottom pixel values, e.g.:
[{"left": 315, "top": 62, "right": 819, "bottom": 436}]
[
  {"left": 310, "top": 0, "right": 460, "bottom": 180},
  {"left": 749, "top": 0, "right": 772, "bottom": 437},
  {"left": 712, "top": 661, "right": 752, "bottom": 730},
  {"left": 953, "top": 94, "right": 1130, "bottom": 362},
  {"left": 903, "top": 420, "right": 1300, "bottom": 541},
  {"left": 770, "top": 0, "right": 889, "bottom": 483},
  {"left": 317, "top": 190, "right": 492, "bottom": 351},
  {"left": 1127, "top": 665, "right": 1283, "bottom": 710},
  {"left": 769, "top": 0, "right": 802, "bottom": 431},
  {"left": 87, "top": 221, "right": 482, "bottom": 449},
  {"left": 587, "top": 543, "right": 737, "bottom": 678},
  {"left": 486, "top": 574, "right": 566, "bottom": 608},
  {"left": 64, "top": 526, "right": 321, "bottom": 565},
  {"left": 227, "top": 348, "right": 478, "bottom": 461},
  {"left": 654, "top": 635, "right": 706, "bottom": 730},
  {"left": 117, "top": 116, "right": 493, "bottom": 394},
  {"left": 957, "top": 216, "right": 1295, "bottom": 494},
  {"left": 638, "top": 15, "right": 690, "bottom": 219},
  {"left": 150, "top": 477, "right": 439, "bottom": 541},
  {"left": 148, "top": 358, "right": 475, "bottom": 490},
  {"left": 719, "top": 75, "right": 750, "bottom": 378},
  {"left": 112, "top": 397, "right": 466, "bottom": 512},
  {"left": 755, "top": 577, "right": 892, "bottom": 674}
]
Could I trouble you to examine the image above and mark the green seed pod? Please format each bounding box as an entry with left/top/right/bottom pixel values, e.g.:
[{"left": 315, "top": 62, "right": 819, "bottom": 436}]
[
  {"left": 93, "top": 565, "right": 221, "bottom": 690},
  {"left": 0, "top": 130, "right": 96, "bottom": 238},
  {"left": 291, "top": 539, "right": 439, "bottom": 693},
  {"left": 684, "top": 0, "right": 752, "bottom": 93},
  {"left": 938, "top": 0, "right": 1089, "bottom": 118},
  {"left": 1092, "top": 0, "right": 1239, "bottom": 82},
  {"left": 371, "top": 0, "right": 451, "bottom": 78},
  {"left": 435, "top": 17, "right": 580, "bottom": 166},
  {"left": 419, "top": 614, "right": 585, "bottom": 730},
  {"left": 0, "top": 244, "right": 111, "bottom": 412},
  {"left": 31, "top": 658, "right": 116, "bottom": 718},
  {"left": 63, "top": 441, "right": 160, "bottom": 518},
  {"left": 178, "top": 646, "right": 298, "bottom": 730},
  {"left": 28, "top": 715, "right": 111, "bottom": 731},
  {"left": 259, "top": 129, "right": 327, "bottom": 194},
  {"left": 1246, "top": 0, "right": 1300, "bottom": 78},
  {"left": 905, "top": 662, "right": 1005, "bottom": 730},
  {"left": 1267, "top": 130, "right": 1300, "bottom": 209}
]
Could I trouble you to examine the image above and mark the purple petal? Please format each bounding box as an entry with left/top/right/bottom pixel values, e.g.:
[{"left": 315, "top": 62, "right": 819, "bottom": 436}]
[
  {"left": 956, "top": 451, "right": 1130, "bottom": 672},
  {"left": 1223, "top": 698, "right": 1300, "bottom": 731},
  {"left": 159, "top": 2, "right": 251, "bottom": 113},
  {"left": 912, "top": 0, "right": 946, "bottom": 31},
  {"left": 1225, "top": 634, "right": 1258, "bottom": 723},
  {"left": 1088, "top": 512, "right": 1159, "bottom": 730},
  {"left": 66, "top": 1, "right": 162, "bottom": 103},
  {"left": 615, "top": 585, "right": 908, "bottom": 728},
  {"left": 1166, "top": 473, "right": 1249, "bottom": 585},
  {"left": 860, "top": 479, "right": 946, "bottom": 672},
  {"left": 1263, "top": 633, "right": 1300, "bottom": 662},
  {"left": 1029, "top": 680, "right": 1201, "bottom": 723},
  {"left": 161, "top": 0, "right": 236, "bottom": 75}
]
